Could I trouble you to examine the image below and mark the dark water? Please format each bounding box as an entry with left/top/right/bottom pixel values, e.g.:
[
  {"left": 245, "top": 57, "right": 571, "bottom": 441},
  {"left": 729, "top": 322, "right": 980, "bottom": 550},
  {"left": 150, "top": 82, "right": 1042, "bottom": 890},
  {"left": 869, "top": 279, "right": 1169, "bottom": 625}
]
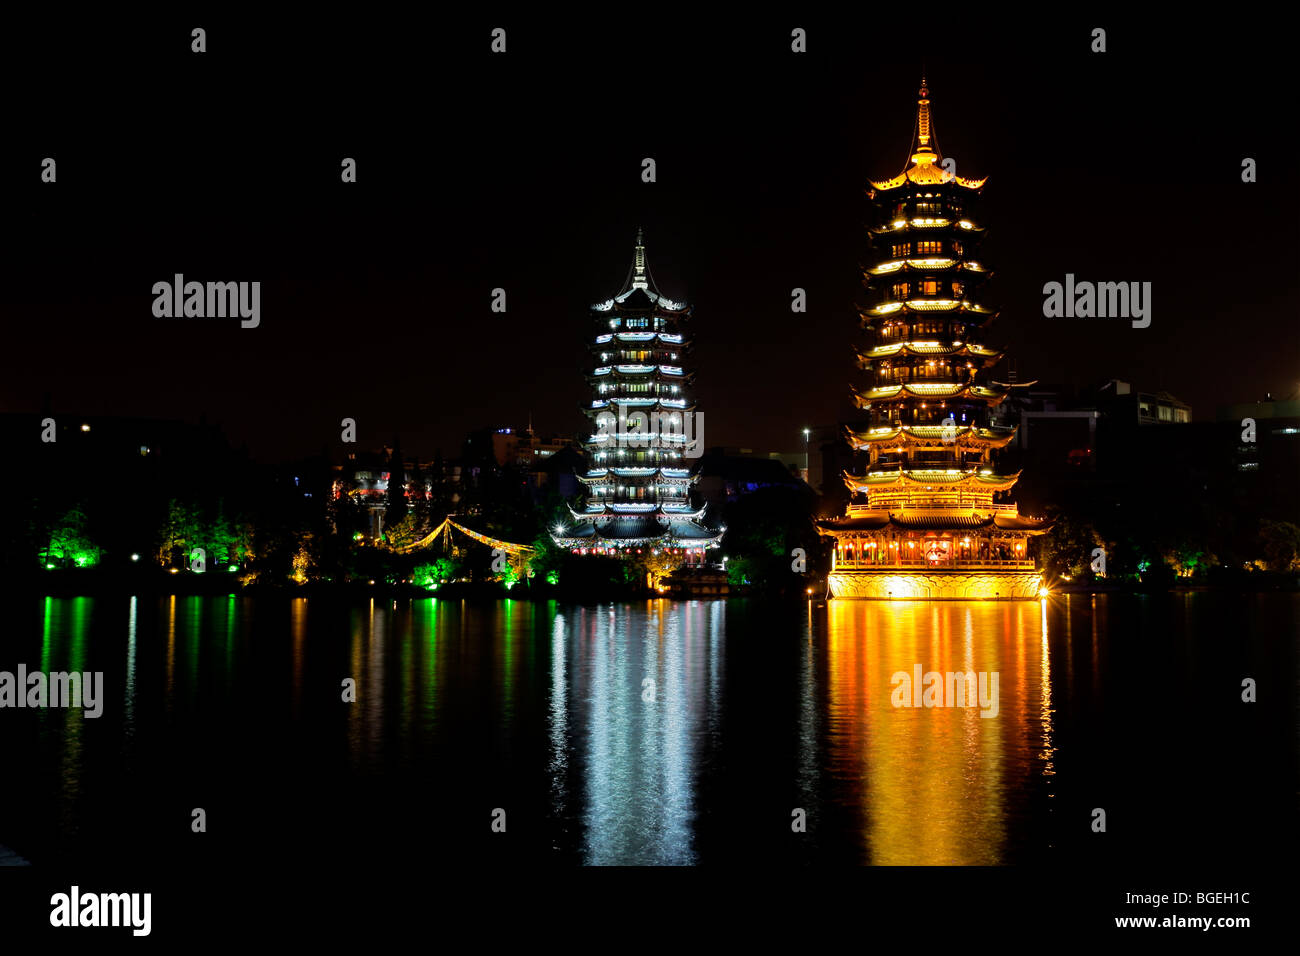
[{"left": 2, "top": 593, "right": 1296, "bottom": 870}]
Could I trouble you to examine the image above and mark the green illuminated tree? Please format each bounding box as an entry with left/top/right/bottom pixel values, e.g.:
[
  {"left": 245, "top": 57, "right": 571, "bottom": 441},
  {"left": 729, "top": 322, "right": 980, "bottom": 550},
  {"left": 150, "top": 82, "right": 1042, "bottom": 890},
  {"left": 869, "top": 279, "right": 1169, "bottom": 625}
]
[{"left": 43, "top": 504, "right": 100, "bottom": 568}]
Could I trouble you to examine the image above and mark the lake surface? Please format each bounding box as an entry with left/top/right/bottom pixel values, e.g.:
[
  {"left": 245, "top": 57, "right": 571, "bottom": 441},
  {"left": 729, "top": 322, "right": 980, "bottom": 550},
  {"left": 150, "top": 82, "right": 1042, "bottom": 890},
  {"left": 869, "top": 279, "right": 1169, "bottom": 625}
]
[{"left": 2, "top": 593, "right": 1296, "bottom": 869}]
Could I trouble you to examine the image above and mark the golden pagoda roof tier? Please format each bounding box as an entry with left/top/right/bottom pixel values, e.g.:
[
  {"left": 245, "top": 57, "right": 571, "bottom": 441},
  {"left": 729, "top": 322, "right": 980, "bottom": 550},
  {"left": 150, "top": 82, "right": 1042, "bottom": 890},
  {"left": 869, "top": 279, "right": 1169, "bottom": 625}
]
[
  {"left": 867, "top": 171, "right": 988, "bottom": 191},
  {"left": 890, "top": 513, "right": 1001, "bottom": 529},
  {"left": 865, "top": 258, "right": 990, "bottom": 277},
  {"left": 816, "top": 511, "right": 1051, "bottom": 534},
  {"left": 846, "top": 424, "right": 1016, "bottom": 449},
  {"left": 865, "top": 78, "right": 987, "bottom": 192},
  {"left": 866, "top": 299, "right": 994, "bottom": 317},
  {"left": 851, "top": 383, "right": 1010, "bottom": 407},
  {"left": 817, "top": 513, "right": 996, "bottom": 533},
  {"left": 869, "top": 217, "right": 986, "bottom": 235},
  {"left": 992, "top": 514, "right": 1055, "bottom": 533},
  {"left": 842, "top": 469, "right": 1022, "bottom": 493},
  {"left": 858, "top": 341, "right": 1003, "bottom": 361}
]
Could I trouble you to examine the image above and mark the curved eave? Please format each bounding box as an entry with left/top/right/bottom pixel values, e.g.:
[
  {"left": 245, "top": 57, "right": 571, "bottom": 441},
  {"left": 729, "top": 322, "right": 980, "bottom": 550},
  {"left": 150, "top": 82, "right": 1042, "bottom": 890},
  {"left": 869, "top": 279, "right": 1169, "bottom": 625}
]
[
  {"left": 817, "top": 510, "right": 1030, "bottom": 535},
  {"left": 863, "top": 301, "right": 996, "bottom": 319},
  {"left": 841, "top": 469, "right": 1023, "bottom": 492},
  {"left": 579, "top": 471, "right": 694, "bottom": 486},
  {"left": 993, "top": 514, "right": 1055, "bottom": 534},
  {"left": 552, "top": 524, "right": 724, "bottom": 549},
  {"left": 868, "top": 221, "right": 988, "bottom": 237},
  {"left": 851, "top": 384, "right": 1011, "bottom": 407},
  {"left": 887, "top": 514, "right": 996, "bottom": 530},
  {"left": 585, "top": 367, "right": 697, "bottom": 380},
  {"left": 857, "top": 344, "right": 1006, "bottom": 364},
  {"left": 659, "top": 506, "right": 709, "bottom": 521},
  {"left": 864, "top": 259, "right": 990, "bottom": 278},
  {"left": 585, "top": 395, "right": 698, "bottom": 412},
  {"left": 582, "top": 468, "right": 698, "bottom": 480},
  {"left": 847, "top": 425, "right": 1017, "bottom": 449},
  {"left": 592, "top": 288, "right": 692, "bottom": 314},
  {"left": 816, "top": 513, "right": 890, "bottom": 532},
  {"left": 599, "top": 332, "right": 692, "bottom": 345},
  {"left": 867, "top": 173, "right": 988, "bottom": 192}
]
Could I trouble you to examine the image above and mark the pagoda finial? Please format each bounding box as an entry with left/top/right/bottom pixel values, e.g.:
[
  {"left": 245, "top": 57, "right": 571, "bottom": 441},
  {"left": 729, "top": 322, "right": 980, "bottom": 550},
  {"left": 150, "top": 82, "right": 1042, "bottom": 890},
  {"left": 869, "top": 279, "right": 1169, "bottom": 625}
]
[
  {"left": 632, "top": 227, "right": 648, "bottom": 290},
  {"left": 912, "top": 73, "right": 936, "bottom": 165}
]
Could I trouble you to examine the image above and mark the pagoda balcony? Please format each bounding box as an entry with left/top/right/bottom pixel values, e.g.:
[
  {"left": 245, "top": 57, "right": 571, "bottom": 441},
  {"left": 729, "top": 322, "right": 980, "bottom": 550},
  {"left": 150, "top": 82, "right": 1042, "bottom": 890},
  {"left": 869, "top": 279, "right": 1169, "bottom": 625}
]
[
  {"left": 833, "top": 556, "right": 1037, "bottom": 570},
  {"left": 847, "top": 501, "right": 1019, "bottom": 514}
]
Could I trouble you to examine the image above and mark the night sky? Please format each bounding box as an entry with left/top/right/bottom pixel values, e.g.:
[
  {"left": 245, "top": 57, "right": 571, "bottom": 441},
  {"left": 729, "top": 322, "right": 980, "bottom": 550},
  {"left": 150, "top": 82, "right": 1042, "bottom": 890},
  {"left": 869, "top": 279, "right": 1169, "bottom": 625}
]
[{"left": 4, "top": 13, "right": 1295, "bottom": 463}]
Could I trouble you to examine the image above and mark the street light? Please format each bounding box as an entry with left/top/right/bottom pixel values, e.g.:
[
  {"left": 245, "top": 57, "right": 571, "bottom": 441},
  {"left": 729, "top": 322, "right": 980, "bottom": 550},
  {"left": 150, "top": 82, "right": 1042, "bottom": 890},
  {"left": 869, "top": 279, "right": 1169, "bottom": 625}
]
[{"left": 802, "top": 427, "right": 811, "bottom": 480}]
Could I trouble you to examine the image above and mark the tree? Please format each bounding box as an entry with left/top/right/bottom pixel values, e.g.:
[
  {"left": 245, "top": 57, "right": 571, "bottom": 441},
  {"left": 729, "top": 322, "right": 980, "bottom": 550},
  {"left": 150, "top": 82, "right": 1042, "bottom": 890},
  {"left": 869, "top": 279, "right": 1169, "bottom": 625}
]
[
  {"left": 527, "top": 530, "right": 564, "bottom": 586},
  {"left": 412, "top": 557, "right": 462, "bottom": 590},
  {"left": 382, "top": 512, "right": 422, "bottom": 551},
  {"left": 718, "top": 485, "right": 821, "bottom": 592},
  {"left": 629, "top": 548, "right": 679, "bottom": 590},
  {"left": 329, "top": 475, "right": 367, "bottom": 540},
  {"left": 1037, "top": 510, "right": 1100, "bottom": 579},
  {"left": 1259, "top": 520, "right": 1300, "bottom": 572},
  {"left": 43, "top": 504, "right": 100, "bottom": 568}
]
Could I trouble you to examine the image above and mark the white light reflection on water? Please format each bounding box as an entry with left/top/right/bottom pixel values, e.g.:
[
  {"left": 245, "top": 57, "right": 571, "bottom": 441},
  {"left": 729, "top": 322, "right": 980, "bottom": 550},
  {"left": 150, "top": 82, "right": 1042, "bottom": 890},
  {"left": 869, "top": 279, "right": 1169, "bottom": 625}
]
[{"left": 566, "top": 600, "right": 724, "bottom": 865}]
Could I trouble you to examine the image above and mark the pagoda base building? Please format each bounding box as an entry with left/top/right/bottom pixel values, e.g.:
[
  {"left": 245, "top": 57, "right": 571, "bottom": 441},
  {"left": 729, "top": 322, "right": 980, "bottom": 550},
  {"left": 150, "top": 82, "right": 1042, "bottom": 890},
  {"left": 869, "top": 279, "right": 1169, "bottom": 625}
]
[
  {"left": 821, "top": 494, "right": 1049, "bottom": 600},
  {"left": 817, "top": 77, "right": 1051, "bottom": 600}
]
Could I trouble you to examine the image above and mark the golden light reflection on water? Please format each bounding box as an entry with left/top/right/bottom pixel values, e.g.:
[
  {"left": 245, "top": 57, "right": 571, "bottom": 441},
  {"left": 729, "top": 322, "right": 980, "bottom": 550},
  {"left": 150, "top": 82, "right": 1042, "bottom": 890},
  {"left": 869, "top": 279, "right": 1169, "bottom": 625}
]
[
  {"left": 290, "top": 598, "right": 307, "bottom": 719},
  {"left": 165, "top": 595, "right": 176, "bottom": 714},
  {"left": 824, "top": 600, "right": 1052, "bottom": 864}
]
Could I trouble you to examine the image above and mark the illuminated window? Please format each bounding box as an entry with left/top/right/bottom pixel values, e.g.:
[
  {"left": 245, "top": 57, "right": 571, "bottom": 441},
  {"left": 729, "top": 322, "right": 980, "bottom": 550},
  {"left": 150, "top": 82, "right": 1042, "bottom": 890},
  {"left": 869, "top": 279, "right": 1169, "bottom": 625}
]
[
  {"left": 891, "top": 281, "right": 910, "bottom": 298},
  {"left": 916, "top": 241, "right": 942, "bottom": 255},
  {"left": 921, "top": 280, "right": 940, "bottom": 295},
  {"left": 891, "top": 243, "right": 911, "bottom": 257}
]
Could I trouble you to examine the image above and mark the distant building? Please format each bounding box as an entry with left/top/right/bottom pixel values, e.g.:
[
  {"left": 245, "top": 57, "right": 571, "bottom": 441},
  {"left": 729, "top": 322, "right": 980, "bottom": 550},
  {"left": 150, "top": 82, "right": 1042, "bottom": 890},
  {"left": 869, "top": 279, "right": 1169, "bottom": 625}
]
[
  {"left": 1097, "top": 379, "right": 1191, "bottom": 425},
  {"left": 483, "top": 424, "right": 581, "bottom": 470},
  {"left": 1005, "top": 379, "right": 1191, "bottom": 478},
  {"left": 694, "top": 447, "right": 807, "bottom": 515},
  {"left": 333, "top": 449, "right": 462, "bottom": 538},
  {"left": 1217, "top": 393, "right": 1300, "bottom": 518}
]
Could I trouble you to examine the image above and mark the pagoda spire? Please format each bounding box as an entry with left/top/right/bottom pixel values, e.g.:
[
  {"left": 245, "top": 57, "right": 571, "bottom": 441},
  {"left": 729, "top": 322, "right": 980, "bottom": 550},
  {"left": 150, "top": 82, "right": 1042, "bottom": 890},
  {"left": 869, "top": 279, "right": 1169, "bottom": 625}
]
[
  {"left": 631, "top": 227, "right": 649, "bottom": 290},
  {"left": 870, "top": 74, "right": 987, "bottom": 191},
  {"left": 912, "top": 73, "right": 937, "bottom": 166}
]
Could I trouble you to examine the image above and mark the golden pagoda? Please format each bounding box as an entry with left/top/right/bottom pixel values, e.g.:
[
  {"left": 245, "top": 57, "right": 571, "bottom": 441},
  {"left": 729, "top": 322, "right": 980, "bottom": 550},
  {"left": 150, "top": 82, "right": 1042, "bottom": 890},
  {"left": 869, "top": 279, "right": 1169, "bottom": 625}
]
[{"left": 817, "top": 77, "right": 1052, "bottom": 599}]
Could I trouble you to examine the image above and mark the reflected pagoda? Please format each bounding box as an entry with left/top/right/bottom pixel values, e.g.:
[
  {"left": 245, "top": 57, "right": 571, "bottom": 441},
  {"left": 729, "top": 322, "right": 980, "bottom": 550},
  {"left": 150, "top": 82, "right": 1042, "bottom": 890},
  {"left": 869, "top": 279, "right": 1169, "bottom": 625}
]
[
  {"left": 552, "top": 230, "right": 722, "bottom": 563},
  {"left": 817, "top": 78, "right": 1052, "bottom": 599}
]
